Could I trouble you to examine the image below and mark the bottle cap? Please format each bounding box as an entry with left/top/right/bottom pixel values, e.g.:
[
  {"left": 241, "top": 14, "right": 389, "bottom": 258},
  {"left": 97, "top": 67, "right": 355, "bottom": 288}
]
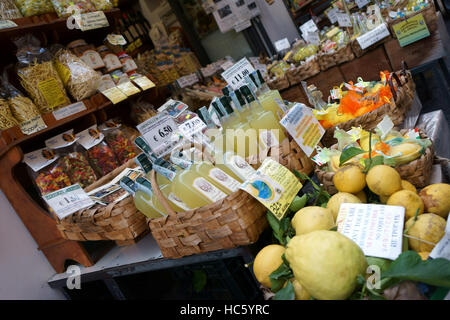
[
  {"left": 211, "top": 101, "right": 224, "bottom": 118},
  {"left": 120, "top": 177, "right": 137, "bottom": 195},
  {"left": 219, "top": 96, "right": 234, "bottom": 115},
  {"left": 222, "top": 86, "right": 231, "bottom": 96},
  {"left": 240, "top": 85, "right": 255, "bottom": 103},
  {"left": 134, "top": 136, "right": 152, "bottom": 154},
  {"left": 233, "top": 89, "right": 246, "bottom": 106},
  {"left": 135, "top": 153, "right": 153, "bottom": 174}
]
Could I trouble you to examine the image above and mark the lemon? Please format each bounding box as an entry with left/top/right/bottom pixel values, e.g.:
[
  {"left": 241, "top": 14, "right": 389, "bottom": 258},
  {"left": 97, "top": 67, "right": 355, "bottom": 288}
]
[
  {"left": 327, "top": 192, "right": 362, "bottom": 220},
  {"left": 291, "top": 278, "right": 311, "bottom": 300},
  {"left": 401, "top": 180, "right": 417, "bottom": 193},
  {"left": 418, "top": 252, "right": 430, "bottom": 260},
  {"left": 419, "top": 183, "right": 450, "bottom": 219},
  {"left": 291, "top": 206, "right": 335, "bottom": 235},
  {"left": 285, "top": 230, "right": 367, "bottom": 300},
  {"left": 366, "top": 165, "right": 402, "bottom": 196},
  {"left": 387, "top": 190, "right": 424, "bottom": 220},
  {"left": 333, "top": 166, "right": 366, "bottom": 193},
  {"left": 253, "top": 244, "right": 285, "bottom": 288},
  {"left": 405, "top": 213, "right": 446, "bottom": 252}
]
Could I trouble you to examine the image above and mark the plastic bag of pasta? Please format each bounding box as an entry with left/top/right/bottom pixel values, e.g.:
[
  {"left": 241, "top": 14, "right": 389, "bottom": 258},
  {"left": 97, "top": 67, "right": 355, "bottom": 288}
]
[
  {"left": 0, "top": 0, "right": 23, "bottom": 19},
  {"left": 50, "top": 0, "right": 95, "bottom": 17},
  {"left": 14, "top": 0, "right": 54, "bottom": 17},
  {"left": 51, "top": 45, "right": 100, "bottom": 101},
  {"left": 14, "top": 34, "right": 70, "bottom": 113},
  {"left": 90, "top": 0, "right": 113, "bottom": 11},
  {"left": 0, "top": 86, "right": 18, "bottom": 130}
]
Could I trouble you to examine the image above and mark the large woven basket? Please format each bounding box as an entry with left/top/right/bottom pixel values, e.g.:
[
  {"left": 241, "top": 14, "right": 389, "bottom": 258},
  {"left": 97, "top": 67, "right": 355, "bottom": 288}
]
[
  {"left": 388, "top": 2, "right": 437, "bottom": 37},
  {"left": 56, "top": 159, "right": 149, "bottom": 245},
  {"left": 333, "top": 43, "right": 355, "bottom": 65},
  {"left": 267, "top": 75, "right": 290, "bottom": 91},
  {"left": 315, "top": 129, "right": 434, "bottom": 195},
  {"left": 318, "top": 51, "right": 337, "bottom": 71},
  {"left": 286, "top": 57, "right": 320, "bottom": 86},
  {"left": 321, "top": 71, "right": 413, "bottom": 147},
  {"left": 146, "top": 166, "right": 268, "bottom": 259}
]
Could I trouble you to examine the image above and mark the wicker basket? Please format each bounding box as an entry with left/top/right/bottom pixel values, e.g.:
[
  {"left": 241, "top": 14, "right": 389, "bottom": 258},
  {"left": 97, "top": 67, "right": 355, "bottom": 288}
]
[
  {"left": 315, "top": 129, "right": 434, "bottom": 194},
  {"left": 56, "top": 159, "right": 149, "bottom": 244},
  {"left": 321, "top": 71, "right": 413, "bottom": 147},
  {"left": 146, "top": 167, "right": 268, "bottom": 259},
  {"left": 388, "top": 2, "right": 437, "bottom": 38},
  {"left": 334, "top": 43, "right": 355, "bottom": 65},
  {"left": 286, "top": 57, "right": 320, "bottom": 86},
  {"left": 351, "top": 32, "right": 392, "bottom": 58},
  {"left": 318, "top": 52, "right": 337, "bottom": 71},
  {"left": 267, "top": 75, "right": 290, "bottom": 91}
]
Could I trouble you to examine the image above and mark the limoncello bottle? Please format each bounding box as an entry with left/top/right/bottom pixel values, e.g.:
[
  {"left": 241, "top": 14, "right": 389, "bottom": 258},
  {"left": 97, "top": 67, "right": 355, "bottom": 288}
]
[
  {"left": 222, "top": 151, "right": 257, "bottom": 182},
  {"left": 135, "top": 177, "right": 174, "bottom": 216},
  {"left": 251, "top": 70, "right": 286, "bottom": 119}
]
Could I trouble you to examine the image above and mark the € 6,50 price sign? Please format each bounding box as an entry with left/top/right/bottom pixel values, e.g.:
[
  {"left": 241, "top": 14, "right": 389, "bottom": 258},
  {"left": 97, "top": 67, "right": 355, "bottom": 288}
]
[{"left": 221, "top": 57, "right": 255, "bottom": 90}]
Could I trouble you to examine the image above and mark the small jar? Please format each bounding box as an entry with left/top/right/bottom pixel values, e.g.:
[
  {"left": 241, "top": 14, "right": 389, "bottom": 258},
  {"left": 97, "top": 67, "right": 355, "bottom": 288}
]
[{"left": 97, "top": 45, "right": 122, "bottom": 73}]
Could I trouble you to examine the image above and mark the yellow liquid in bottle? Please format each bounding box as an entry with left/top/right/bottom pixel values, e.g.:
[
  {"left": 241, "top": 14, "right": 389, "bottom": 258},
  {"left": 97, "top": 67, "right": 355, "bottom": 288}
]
[
  {"left": 134, "top": 190, "right": 165, "bottom": 219},
  {"left": 223, "top": 151, "right": 257, "bottom": 181},
  {"left": 259, "top": 90, "right": 285, "bottom": 119},
  {"left": 193, "top": 161, "right": 241, "bottom": 194},
  {"left": 248, "top": 100, "right": 286, "bottom": 147}
]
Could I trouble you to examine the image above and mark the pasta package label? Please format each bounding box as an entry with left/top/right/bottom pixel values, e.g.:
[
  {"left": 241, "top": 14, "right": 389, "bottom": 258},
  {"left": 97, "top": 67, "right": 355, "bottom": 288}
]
[
  {"left": 19, "top": 115, "right": 47, "bottom": 135},
  {"left": 24, "top": 148, "right": 59, "bottom": 172},
  {"left": 54, "top": 60, "right": 71, "bottom": 86},
  {"left": 45, "top": 129, "right": 78, "bottom": 149},
  {"left": 76, "top": 125, "right": 105, "bottom": 150},
  {"left": 38, "top": 78, "right": 69, "bottom": 110},
  {"left": 81, "top": 50, "right": 105, "bottom": 69}
]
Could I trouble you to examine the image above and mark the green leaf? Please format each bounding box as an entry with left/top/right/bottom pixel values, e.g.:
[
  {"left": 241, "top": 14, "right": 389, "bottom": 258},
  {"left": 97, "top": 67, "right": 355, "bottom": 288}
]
[
  {"left": 383, "top": 157, "right": 397, "bottom": 167},
  {"left": 382, "top": 251, "right": 450, "bottom": 287},
  {"left": 329, "top": 226, "right": 338, "bottom": 231},
  {"left": 363, "top": 155, "right": 385, "bottom": 172},
  {"left": 289, "top": 194, "right": 308, "bottom": 212},
  {"left": 192, "top": 270, "right": 207, "bottom": 293},
  {"left": 269, "top": 260, "right": 293, "bottom": 292},
  {"left": 266, "top": 211, "right": 284, "bottom": 244},
  {"left": 339, "top": 147, "right": 365, "bottom": 166},
  {"left": 273, "top": 280, "right": 295, "bottom": 300}
]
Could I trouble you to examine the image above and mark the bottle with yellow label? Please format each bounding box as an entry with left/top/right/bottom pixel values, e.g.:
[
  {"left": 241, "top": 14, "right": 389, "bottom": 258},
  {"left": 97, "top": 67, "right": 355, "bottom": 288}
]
[
  {"left": 250, "top": 70, "right": 286, "bottom": 119},
  {"left": 120, "top": 176, "right": 164, "bottom": 218},
  {"left": 222, "top": 151, "right": 257, "bottom": 182}
]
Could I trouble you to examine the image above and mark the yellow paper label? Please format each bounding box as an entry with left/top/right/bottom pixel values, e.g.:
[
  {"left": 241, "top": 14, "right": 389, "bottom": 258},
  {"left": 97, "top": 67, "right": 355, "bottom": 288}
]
[
  {"left": 241, "top": 158, "right": 303, "bottom": 220},
  {"left": 131, "top": 76, "right": 155, "bottom": 90},
  {"left": 117, "top": 81, "right": 141, "bottom": 96},
  {"left": 326, "top": 26, "right": 340, "bottom": 39},
  {"left": 54, "top": 61, "right": 71, "bottom": 86},
  {"left": 101, "top": 87, "right": 127, "bottom": 104},
  {"left": 282, "top": 51, "right": 292, "bottom": 61},
  {"left": 37, "top": 78, "right": 67, "bottom": 110}
]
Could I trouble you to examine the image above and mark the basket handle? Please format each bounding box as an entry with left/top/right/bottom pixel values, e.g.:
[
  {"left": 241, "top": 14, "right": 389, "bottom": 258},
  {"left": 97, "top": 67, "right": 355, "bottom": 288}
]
[
  {"left": 388, "top": 73, "right": 401, "bottom": 102},
  {"left": 149, "top": 169, "right": 177, "bottom": 216},
  {"left": 401, "top": 61, "right": 409, "bottom": 76}
]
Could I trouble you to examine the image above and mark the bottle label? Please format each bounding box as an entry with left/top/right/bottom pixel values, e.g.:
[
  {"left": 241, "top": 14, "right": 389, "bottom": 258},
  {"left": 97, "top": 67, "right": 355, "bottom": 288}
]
[
  {"left": 259, "top": 129, "right": 280, "bottom": 150},
  {"left": 153, "top": 164, "right": 176, "bottom": 181},
  {"left": 168, "top": 192, "right": 192, "bottom": 211},
  {"left": 192, "top": 177, "right": 227, "bottom": 202},
  {"left": 81, "top": 50, "right": 105, "bottom": 69},
  {"left": 227, "top": 155, "right": 256, "bottom": 179},
  {"left": 208, "top": 168, "right": 241, "bottom": 193},
  {"left": 103, "top": 53, "right": 123, "bottom": 72},
  {"left": 274, "top": 98, "right": 289, "bottom": 113}
]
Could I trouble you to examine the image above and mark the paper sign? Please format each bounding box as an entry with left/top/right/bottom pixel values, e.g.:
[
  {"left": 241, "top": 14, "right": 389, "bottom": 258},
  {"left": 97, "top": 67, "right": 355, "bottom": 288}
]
[
  {"left": 274, "top": 38, "right": 290, "bottom": 52},
  {"left": 52, "top": 102, "right": 87, "bottom": 121},
  {"left": 306, "top": 31, "right": 320, "bottom": 45},
  {"left": 337, "top": 203, "right": 405, "bottom": 260},
  {"left": 392, "top": 14, "right": 430, "bottom": 47},
  {"left": 356, "top": 0, "right": 370, "bottom": 8},
  {"left": 131, "top": 76, "right": 155, "bottom": 90},
  {"left": 23, "top": 148, "right": 58, "bottom": 172},
  {"left": 240, "top": 158, "right": 303, "bottom": 220},
  {"left": 117, "top": 81, "right": 141, "bottom": 96},
  {"left": 136, "top": 113, "right": 179, "bottom": 158},
  {"left": 326, "top": 7, "right": 339, "bottom": 24},
  {"left": 221, "top": 57, "right": 255, "bottom": 90},
  {"left": 176, "top": 73, "right": 199, "bottom": 88},
  {"left": 280, "top": 103, "right": 325, "bottom": 157},
  {"left": 76, "top": 11, "right": 110, "bottom": 31},
  {"left": 234, "top": 19, "right": 252, "bottom": 32},
  {"left": 43, "top": 184, "right": 94, "bottom": 220},
  {"left": 377, "top": 115, "right": 394, "bottom": 139},
  {"left": 430, "top": 218, "right": 450, "bottom": 260},
  {"left": 0, "top": 20, "right": 18, "bottom": 29},
  {"left": 101, "top": 86, "right": 127, "bottom": 104},
  {"left": 19, "top": 115, "right": 47, "bottom": 135},
  {"left": 299, "top": 19, "right": 318, "bottom": 38},
  {"left": 178, "top": 116, "right": 207, "bottom": 137},
  {"left": 357, "top": 23, "right": 390, "bottom": 50},
  {"left": 336, "top": 12, "right": 352, "bottom": 27}
]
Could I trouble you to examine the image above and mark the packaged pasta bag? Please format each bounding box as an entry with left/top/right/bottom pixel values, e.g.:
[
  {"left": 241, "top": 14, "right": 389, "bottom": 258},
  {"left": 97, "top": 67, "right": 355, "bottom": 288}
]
[
  {"left": 98, "top": 119, "right": 137, "bottom": 165},
  {"left": 23, "top": 147, "right": 72, "bottom": 197},
  {"left": 75, "top": 124, "right": 119, "bottom": 177},
  {"left": 51, "top": 45, "right": 100, "bottom": 101},
  {"left": 50, "top": 0, "right": 95, "bottom": 17},
  {"left": 14, "top": 0, "right": 54, "bottom": 17},
  {"left": 45, "top": 129, "right": 97, "bottom": 188},
  {"left": 1, "top": 0, "right": 23, "bottom": 19},
  {"left": 90, "top": 0, "right": 113, "bottom": 11},
  {"left": 0, "top": 85, "right": 18, "bottom": 130},
  {"left": 14, "top": 34, "right": 70, "bottom": 113},
  {"left": 129, "top": 96, "right": 157, "bottom": 125},
  {"left": 1, "top": 70, "right": 41, "bottom": 124}
]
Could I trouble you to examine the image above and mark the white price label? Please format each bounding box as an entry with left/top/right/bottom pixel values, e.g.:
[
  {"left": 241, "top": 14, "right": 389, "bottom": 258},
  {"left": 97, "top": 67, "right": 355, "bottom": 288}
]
[
  {"left": 357, "top": 23, "right": 390, "bottom": 49},
  {"left": 337, "top": 203, "right": 405, "bottom": 260},
  {"left": 336, "top": 12, "right": 352, "bottom": 27},
  {"left": 76, "top": 11, "right": 110, "bottom": 31},
  {"left": 280, "top": 103, "right": 325, "bottom": 157},
  {"left": 356, "top": 0, "right": 370, "bottom": 9},
  {"left": 0, "top": 20, "right": 18, "bottom": 29},
  {"left": 274, "top": 38, "right": 290, "bottom": 52},
  {"left": 306, "top": 31, "right": 320, "bottom": 45},
  {"left": 43, "top": 184, "right": 94, "bottom": 220},
  {"left": 376, "top": 115, "right": 394, "bottom": 139},
  {"left": 430, "top": 218, "right": 450, "bottom": 260},
  {"left": 117, "top": 81, "right": 141, "bottom": 96},
  {"left": 136, "top": 113, "right": 179, "bottom": 158},
  {"left": 178, "top": 117, "right": 207, "bottom": 138},
  {"left": 176, "top": 73, "right": 199, "bottom": 88},
  {"left": 326, "top": 7, "right": 339, "bottom": 24},
  {"left": 52, "top": 102, "right": 87, "bottom": 121},
  {"left": 19, "top": 115, "right": 47, "bottom": 135},
  {"left": 299, "top": 19, "right": 318, "bottom": 38},
  {"left": 221, "top": 57, "right": 255, "bottom": 90}
]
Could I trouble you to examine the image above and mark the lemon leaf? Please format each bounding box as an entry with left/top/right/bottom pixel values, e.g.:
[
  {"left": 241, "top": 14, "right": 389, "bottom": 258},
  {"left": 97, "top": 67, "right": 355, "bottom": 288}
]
[
  {"left": 273, "top": 280, "right": 295, "bottom": 300},
  {"left": 289, "top": 194, "right": 308, "bottom": 212},
  {"left": 339, "top": 147, "right": 365, "bottom": 166},
  {"left": 269, "top": 260, "right": 293, "bottom": 293}
]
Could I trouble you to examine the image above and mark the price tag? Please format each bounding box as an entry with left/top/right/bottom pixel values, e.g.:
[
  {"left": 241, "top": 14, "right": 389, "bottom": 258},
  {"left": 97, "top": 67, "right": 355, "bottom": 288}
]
[
  {"left": 176, "top": 73, "right": 199, "bottom": 88},
  {"left": 52, "top": 102, "right": 87, "bottom": 121},
  {"left": 280, "top": 103, "right": 325, "bottom": 157},
  {"left": 299, "top": 19, "right": 318, "bottom": 38},
  {"left": 356, "top": 0, "right": 370, "bottom": 8},
  {"left": 106, "top": 34, "right": 127, "bottom": 45},
  {"left": 392, "top": 13, "right": 430, "bottom": 47},
  {"left": 0, "top": 20, "right": 18, "bottom": 30},
  {"left": 326, "top": 7, "right": 339, "bottom": 24},
  {"left": 43, "top": 184, "right": 94, "bottom": 220},
  {"left": 221, "top": 57, "right": 255, "bottom": 90},
  {"left": 336, "top": 12, "right": 352, "bottom": 27},
  {"left": 19, "top": 115, "right": 47, "bottom": 135},
  {"left": 76, "top": 11, "right": 110, "bottom": 31},
  {"left": 330, "top": 88, "right": 342, "bottom": 100},
  {"left": 178, "top": 117, "right": 207, "bottom": 138},
  {"left": 117, "top": 81, "right": 141, "bottom": 96},
  {"left": 356, "top": 23, "right": 390, "bottom": 50},
  {"left": 221, "top": 60, "right": 234, "bottom": 71},
  {"left": 337, "top": 203, "right": 405, "bottom": 260},
  {"left": 101, "top": 86, "right": 128, "bottom": 104},
  {"left": 131, "top": 76, "right": 155, "bottom": 90},
  {"left": 136, "top": 113, "right": 179, "bottom": 158},
  {"left": 376, "top": 115, "right": 394, "bottom": 139},
  {"left": 430, "top": 218, "right": 450, "bottom": 260},
  {"left": 201, "top": 67, "right": 216, "bottom": 78},
  {"left": 240, "top": 158, "right": 303, "bottom": 221},
  {"left": 274, "top": 38, "right": 290, "bottom": 52},
  {"left": 306, "top": 31, "right": 320, "bottom": 45}
]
